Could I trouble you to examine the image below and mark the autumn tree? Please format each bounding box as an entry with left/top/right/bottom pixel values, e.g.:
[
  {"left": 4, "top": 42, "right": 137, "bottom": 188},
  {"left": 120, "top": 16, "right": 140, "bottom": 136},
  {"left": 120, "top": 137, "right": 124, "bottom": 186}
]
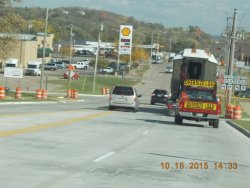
[{"left": 0, "top": 0, "right": 27, "bottom": 63}]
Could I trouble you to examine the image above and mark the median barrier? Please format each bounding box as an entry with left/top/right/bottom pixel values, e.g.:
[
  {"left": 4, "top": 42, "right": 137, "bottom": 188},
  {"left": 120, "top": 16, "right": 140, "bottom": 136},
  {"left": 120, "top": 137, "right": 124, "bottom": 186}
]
[
  {"left": 15, "top": 88, "right": 22, "bottom": 99},
  {"left": 42, "top": 90, "right": 47, "bottom": 99},
  {"left": 101, "top": 88, "right": 106, "bottom": 95},
  {"left": 0, "top": 87, "right": 5, "bottom": 99},
  {"left": 36, "top": 89, "right": 42, "bottom": 99},
  {"left": 225, "top": 104, "right": 234, "bottom": 119},
  {"left": 233, "top": 105, "right": 242, "bottom": 120}
]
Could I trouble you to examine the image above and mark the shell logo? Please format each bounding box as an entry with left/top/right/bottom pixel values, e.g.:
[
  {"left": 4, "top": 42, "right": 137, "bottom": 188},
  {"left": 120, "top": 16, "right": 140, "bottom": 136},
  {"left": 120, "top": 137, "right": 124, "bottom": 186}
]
[{"left": 121, "top": 27, "right": 131, "bottom": 36}]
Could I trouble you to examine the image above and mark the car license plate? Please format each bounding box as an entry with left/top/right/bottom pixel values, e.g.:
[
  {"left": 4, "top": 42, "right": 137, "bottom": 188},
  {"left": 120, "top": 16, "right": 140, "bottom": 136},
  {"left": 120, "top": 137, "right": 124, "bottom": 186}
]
[
  {"left": 117, "top": 98, "right": 127, "bottom": 102},
  {"left": 184, "top": 101, "right": 216, "bottom": 111}
]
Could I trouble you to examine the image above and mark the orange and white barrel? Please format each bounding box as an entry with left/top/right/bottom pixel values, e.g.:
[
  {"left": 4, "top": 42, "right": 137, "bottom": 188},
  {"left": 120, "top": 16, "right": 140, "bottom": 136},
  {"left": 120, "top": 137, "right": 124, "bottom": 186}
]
[
  {"left": 101, "top": 88, "right": 106, "bottom": 95},
  {"left": 36, "top": 89, "right": 42, "bottom": 99},
  {"left": 73, "top": 90, "right": 78, "bottom": 98},
  {"left": 67, "top": 90, "right": 71, "bottom": 98},
  {"left": 15, "top": 87, "right": 22, "bottom": 99},
  {"left": 0, "top": 87, "right": 5, "bottom": 99},
  {"left": 105, "top": 87, "right": 110, "bottom": 94},
  {"left": 225, "top": 104, "right": 234, "bottom": 119},
  {"left": 233, "top": 105, "right": 242, "bottom": 120},
  {"left": 42, "top": 89, "right": 47, "bottom": 99},
  {"left": 70, "top": 90, "right": 75, "bottom": 98}
]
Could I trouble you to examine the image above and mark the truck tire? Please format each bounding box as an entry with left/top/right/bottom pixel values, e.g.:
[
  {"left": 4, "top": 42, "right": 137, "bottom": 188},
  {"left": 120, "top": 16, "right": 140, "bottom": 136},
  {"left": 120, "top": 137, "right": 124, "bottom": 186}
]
[
  {"left": 213, "top": 119, "right": 219, "bottom": 128},
  {"left": 175, "top": 115, "right": 183, "bottom": 125}
]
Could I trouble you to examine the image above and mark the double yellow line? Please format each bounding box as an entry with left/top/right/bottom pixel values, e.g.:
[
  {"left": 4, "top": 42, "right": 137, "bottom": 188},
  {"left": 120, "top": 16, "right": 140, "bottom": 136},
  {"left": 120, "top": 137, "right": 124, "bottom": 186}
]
[{"left": 0, "top": 111, "right": 112, "bottom": 138}]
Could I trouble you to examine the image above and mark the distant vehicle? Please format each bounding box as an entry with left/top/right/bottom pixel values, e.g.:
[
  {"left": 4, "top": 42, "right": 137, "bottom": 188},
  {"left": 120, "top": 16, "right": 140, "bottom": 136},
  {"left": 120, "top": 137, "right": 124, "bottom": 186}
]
[
  {"left": 99, "top": 67, "right": 114, "bottom": 74},
  {"left": 109, "top": 86, "right": 141, "bottom": 112},
  {"left": 63, "top": 71, "right": 80, "bottom": 80},
  {"left": 4, "top": 58, "right": 19, "bottom": 68},
  {"left": 75, "top": 50, "right": 94, "bottom": 56},
  {"left": 150, "top": 89, "right": 170, "bottom": 105},
  {"left": 55, "top": 61, "right": 66, "bottom": 69},
  {"left": 25, "top": 61, "right": 42, "bottom": 76},
  {"left": 165, "top": 66, "right": 173, "bottom": 73},
  {"left": 44, "top": 63, "right": 57, "bottom": 71},
  {"left": 71, "top": 61, "right": 89, "bottom": 70},
  {"left": 235, "top": 88, "right": 250, "bottom": 98}
]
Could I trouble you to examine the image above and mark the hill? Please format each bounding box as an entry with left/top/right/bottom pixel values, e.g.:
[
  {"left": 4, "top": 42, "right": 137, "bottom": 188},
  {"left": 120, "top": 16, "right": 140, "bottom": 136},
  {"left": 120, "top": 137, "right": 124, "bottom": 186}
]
[{"left": 12, "top": 7, "right": 216, "bottom": 53}]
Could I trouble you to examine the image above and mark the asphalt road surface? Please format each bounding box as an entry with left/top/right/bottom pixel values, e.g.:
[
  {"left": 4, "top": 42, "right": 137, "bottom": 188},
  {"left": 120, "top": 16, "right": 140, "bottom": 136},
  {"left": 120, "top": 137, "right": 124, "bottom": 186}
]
[{"left": 0, "top": 64, "right": 249, "bottom": 188}]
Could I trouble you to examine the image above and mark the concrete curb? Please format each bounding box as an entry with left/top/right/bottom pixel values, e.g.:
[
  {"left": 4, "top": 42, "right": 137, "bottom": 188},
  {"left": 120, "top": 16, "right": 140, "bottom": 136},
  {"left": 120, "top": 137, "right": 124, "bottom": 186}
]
[{"left": 226, "top": 120, "right": 250, "bottom": 138}]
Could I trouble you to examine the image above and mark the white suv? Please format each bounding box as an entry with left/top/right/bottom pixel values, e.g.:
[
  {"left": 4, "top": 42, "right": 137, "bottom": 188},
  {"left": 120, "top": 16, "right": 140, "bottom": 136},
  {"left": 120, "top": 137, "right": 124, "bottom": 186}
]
[{"left": 109, "top": 86, "right": 141, "bottom": 112}]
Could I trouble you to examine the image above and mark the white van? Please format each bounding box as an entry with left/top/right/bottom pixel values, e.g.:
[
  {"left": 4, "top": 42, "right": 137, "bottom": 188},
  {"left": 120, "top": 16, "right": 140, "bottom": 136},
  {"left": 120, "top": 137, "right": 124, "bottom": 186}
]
[
  {"left": 4, "top": 58, "right": 19, "bottom": 68},
  {"left": 25, "top": 61, "right": 42, "bottom": 76}
]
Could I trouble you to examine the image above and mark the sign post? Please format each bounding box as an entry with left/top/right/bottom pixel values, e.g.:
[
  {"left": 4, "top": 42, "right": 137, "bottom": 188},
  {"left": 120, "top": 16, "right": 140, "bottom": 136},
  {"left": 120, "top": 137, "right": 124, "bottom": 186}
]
[{"left": 118, "top": 25, "right": 133, "bottom": 73}]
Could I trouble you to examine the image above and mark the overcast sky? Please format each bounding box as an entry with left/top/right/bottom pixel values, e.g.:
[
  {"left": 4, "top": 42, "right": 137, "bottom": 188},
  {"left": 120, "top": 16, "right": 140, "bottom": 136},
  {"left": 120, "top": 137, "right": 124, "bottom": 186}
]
[{"left": 17, "top": 0, "right": 250, "bottom": 35}]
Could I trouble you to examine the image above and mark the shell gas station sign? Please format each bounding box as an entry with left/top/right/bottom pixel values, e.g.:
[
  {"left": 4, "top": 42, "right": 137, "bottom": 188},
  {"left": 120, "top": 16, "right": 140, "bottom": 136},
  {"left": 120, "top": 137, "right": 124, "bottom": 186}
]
[{"left": 118, "top": 25, "right": 133, "bottom": 55}]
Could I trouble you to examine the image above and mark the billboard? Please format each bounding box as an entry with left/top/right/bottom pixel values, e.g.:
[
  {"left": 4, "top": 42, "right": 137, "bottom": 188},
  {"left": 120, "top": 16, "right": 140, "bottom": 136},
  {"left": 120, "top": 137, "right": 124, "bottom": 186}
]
[
  {"left": 4, "top": 67, "right": 23, "bottom": 78},
  {"left": 118, "top": 25, "right": 133, "bottom": 55}
]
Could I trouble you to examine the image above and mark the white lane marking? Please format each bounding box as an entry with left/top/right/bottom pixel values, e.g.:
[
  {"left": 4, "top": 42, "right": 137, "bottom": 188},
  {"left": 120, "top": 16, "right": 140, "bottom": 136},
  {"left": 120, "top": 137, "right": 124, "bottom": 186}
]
[
  {"left": 93, "top": 151, "right": 115, "bottom": 162},
  {"left": 143, "top": 130, "right": 149, "bottom": 135}
]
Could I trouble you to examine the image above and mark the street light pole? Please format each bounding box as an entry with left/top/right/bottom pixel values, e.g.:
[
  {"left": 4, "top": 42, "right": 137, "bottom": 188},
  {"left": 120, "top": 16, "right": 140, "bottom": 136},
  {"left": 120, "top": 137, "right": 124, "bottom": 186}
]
[
  {"left": 67, "top": 25, "right": 73, "bottom": 91},
  {"left": 92, "top": 22, "right": 103, "bottom": 94},
  {"left": 39, "top": 8, "right": 48, "bottom": 89}
]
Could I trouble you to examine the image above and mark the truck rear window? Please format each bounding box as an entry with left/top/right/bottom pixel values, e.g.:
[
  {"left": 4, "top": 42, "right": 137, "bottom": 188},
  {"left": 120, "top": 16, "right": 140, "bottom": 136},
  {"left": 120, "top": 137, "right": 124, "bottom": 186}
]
[{"left": 186, "top": 89, "right": 216, "bottom": 102}]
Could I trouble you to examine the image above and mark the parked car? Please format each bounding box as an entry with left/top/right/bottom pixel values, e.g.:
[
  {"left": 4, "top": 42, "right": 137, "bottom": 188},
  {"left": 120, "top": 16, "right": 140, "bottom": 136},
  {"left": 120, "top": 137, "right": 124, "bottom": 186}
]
[
  {"left": 165, "top": 65, "right": 173, "bottom": 73},
  {"left": 55, "top": 61, "right": 66, "bottom": 69},
  {"left": 99, "top": 67, "right": 114, "bottom": 74},
  {"left": 234, "top": 88, "right": 250, "bottom": 98},
  {"left": 44, "top": 63, "right": 57, "bottom": 71},
  {"left": 150, "top": 89, "right": 170, "bottom": 105},
  {"left": 63, "top": 71, "right": 80, "bottom": 80},
  {"left": 109, "top": 86, "right": 141, "bottom": 112},
  {"left": 237, "top": 89, "right": 250, "bottom": 98}
]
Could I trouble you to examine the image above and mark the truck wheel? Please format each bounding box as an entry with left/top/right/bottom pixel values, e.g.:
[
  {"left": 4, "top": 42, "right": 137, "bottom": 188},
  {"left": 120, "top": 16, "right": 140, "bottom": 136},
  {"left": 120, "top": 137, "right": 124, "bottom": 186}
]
[
  {"left": 213, "top": 119, "right": 219, "bottom": 128},
  {"left": 208, "top": 120, "right": 213, "bottom": 126}
]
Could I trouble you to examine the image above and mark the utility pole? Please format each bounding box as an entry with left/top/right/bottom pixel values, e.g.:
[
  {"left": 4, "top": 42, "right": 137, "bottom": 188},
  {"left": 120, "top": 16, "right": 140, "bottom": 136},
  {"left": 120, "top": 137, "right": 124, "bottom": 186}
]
[
  {"left": 67, "top": 25, "right": 73, "bottom": 91},
  {"left": 168, "top": 38, "right": 172, "bottom": 58},
  {"left": 92, "top": 22, "right": 103, "bottom": 94},
  {"left": 40, "top": 8, "right": 48, "bottom": 89},
  {"left": 226, "top": 9, "right": 237, "bottom": 106}
]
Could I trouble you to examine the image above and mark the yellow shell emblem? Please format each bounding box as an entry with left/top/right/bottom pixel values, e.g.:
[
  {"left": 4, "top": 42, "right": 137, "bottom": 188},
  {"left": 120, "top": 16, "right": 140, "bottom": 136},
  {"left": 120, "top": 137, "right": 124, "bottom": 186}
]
[{"left": 121, "top": 27, "right": 131, "bottom": 36}]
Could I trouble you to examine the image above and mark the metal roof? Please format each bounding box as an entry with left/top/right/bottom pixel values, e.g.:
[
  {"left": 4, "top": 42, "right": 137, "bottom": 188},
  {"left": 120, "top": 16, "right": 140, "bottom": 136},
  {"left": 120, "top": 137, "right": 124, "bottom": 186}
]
[
  {"left": 173, "top": 48, "right": 218, "bottom": 64},
  {"left": 0, "top": 33, "right": 36, "bottom": 41}
]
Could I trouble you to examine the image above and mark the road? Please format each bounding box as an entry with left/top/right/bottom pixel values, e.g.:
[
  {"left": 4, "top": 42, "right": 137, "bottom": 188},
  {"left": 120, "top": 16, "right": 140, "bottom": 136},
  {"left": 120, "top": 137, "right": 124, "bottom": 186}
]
[{"left": 0, "top": 64, "right": 249, "bottom": 188}]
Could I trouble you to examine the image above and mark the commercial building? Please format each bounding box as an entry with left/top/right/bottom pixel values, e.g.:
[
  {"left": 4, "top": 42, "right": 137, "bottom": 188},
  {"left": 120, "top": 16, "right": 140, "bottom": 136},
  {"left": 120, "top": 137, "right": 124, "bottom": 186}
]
[{"left": 0, "top": 33, "right": 54, "bottom": 68}]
